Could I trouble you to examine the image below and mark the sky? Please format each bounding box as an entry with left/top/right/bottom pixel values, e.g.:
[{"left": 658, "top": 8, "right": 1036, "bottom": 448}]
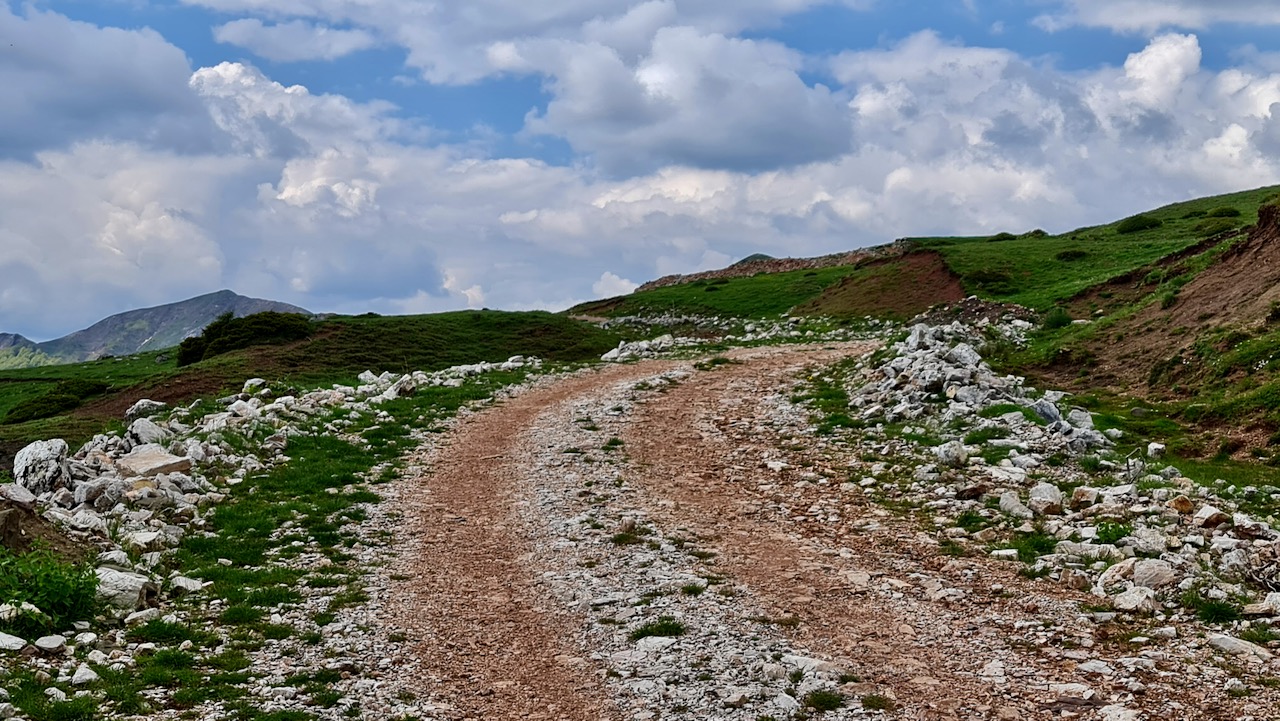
[{"left": 4, "top": 1, "right": 1280, "bottom": 340}]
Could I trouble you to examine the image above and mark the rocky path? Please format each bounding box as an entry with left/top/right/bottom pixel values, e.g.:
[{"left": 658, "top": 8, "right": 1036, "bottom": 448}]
[{"left": 384, "top": 342, "right": 1277, "bottom": 721}]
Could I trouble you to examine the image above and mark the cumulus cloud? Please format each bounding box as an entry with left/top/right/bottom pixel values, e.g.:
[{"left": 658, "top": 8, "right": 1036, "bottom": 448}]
[
  {"left": 592, "top": 272, "right": 639, "bottom": 297},
  {"left": 1037, "top": 0, "right": 1280, "bottom": 33},
  {"left": 213, "top": 19, "right": 379, "bottom": 62},
  {"left": 0, "top": 5, "right": 215, "bottom": 158}
]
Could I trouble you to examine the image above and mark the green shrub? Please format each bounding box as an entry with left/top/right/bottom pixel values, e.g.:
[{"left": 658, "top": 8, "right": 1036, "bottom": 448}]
[
  {"left": 803, "top": 690, "right": 845, "bottom": 711},
  {"left": 629, "top": 616, "right": 685, "bottom": 640},
  {"left": 1181, "top": 209, "right": 1206, "bottom": 219},
  {"left": 1055, "top": 249, "right": 1088, "bottom": 261},
  {"left": 988, "top": 232, "right": 1017, "bottom": 242},
  {"left": 177, "top": 311, "right": 313, "bottom": 366},
  {"left": 1116, "top": 214, "right": 1163, "bottom": 234},
  {"left": 964, "top": 269, "right": 1014, "bottom": 295},
  {"left": 1194, "top": 218, "right": 1238, "bottom": 237},
  {"left": 1207, "top": 206, "right": 1242, "bottom": 218},
  {"left": 1043, "top": 307, "right": 1072, "bottom": 330},
  {"left": 1095, "top": 521, "right": 1132, "bottom": 545},
  {"left": 1160, "top": 290, "right": 1179, "bottom": 309},
  {"left": 0, "top": 548, "right": 98, "bottom": 637}
]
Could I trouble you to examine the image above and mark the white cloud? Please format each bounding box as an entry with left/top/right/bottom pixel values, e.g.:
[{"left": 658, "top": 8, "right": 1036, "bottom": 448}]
[
  {"left": 0, "top": 5, "right": 214, "bottom": 158},
  {"left": 213, "top": 19, "right": 378, "bottom": 62},
  {"left": 592, "top": 272, "right": 638, "bottom": 297},
  {"left": 525, "top": 27, "right": 852, "bottom": 172},
  {"left": 1037, "top": 0, "right": 1280, "bottom": 33}
]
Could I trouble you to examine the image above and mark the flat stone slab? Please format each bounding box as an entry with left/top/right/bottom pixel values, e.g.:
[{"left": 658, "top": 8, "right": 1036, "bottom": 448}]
[{"left": 116, "top": 444, "right": 192, "bottom": 477}]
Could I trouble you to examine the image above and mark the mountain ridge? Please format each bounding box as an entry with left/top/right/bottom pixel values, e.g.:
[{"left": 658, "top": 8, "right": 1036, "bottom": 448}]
[{"left": 0, "top": 290, "right": 310, "bottom": 369}]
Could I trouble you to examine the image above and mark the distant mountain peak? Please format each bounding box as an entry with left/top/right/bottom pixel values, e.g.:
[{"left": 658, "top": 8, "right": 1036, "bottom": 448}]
[{"left": 0, "top": 291, "right": 311, "bottom": 369}]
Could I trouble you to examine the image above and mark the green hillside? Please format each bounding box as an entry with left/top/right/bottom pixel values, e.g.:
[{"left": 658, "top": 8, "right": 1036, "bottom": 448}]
[{"left": 0, "top": 311, "right": 620, "bottom": 465}]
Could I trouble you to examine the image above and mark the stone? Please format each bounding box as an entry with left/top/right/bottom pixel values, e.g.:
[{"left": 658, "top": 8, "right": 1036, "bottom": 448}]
[
  {"left": 0, "top": 484, "right": 36, "bottom": 509},
  {"left": 944, "top": 343, "right": 983, "bottom": 367},
  {"left": 1208, "top": 633, "right": 1274, "bottom": 661},
  {"left": 123, "top": 531, "right": 164, "bottom": 553},
  {"left": 1132, "top": 559, "right": 1178, "bottom": 589},
  {"left": 127, "top": 418, "right": 170, "bottom": 445},
  {"left": 1029, "top": 399, "right": 1061, "bottom": 424},
  {"left": 70, "top": 664, "right": 98, "bottom": 685},
  {"left": 1147, "top": 442, "right": 1166, "bottom": 459},
  {"left": 1112, "top": 587, "right": 1159, "bottom": 613},
  {"left": 999, "top": 491, "right": 1033, "bottom": 520},
  {"left": 1193, "top": 504, "right": 1230, "bottom": 528},
  {"left": 125, "top": 608, "right": 161, "bottom": 626},
  {"left": 13, "top": 439, "right": 71, "bottom": 494},
  {"left": 933, "top": 441, "right": 968, "bottom": 467},
  {"left": 125, "top": 399, "right": 167, "bottom": 420},
  {"left": 169, "top": 576, "right": 204, "bottom": 597},
  {"left": 1099, "top": 706, "right": 1141, "bottom": 721},
  {"left": 1071, "top": 487, "right": 1099, "bottom": 509},
  {"left": 116, "top": 444, "right": 192, "bottom": 477},
  {"left": 227, "top": 400, "right": 259, "bottom": 418},
  {"left": 0, "top": 633, "right": 25, "bottom": 652},
  {"left": 1067, "top": 408, "right": 1094, "bottom": 429},
  {"left": 34, "top": 635, "right": 65, "bottom": 654},
  {"left": 1167, "top": 495, "right": 1194, "bottom": 514},
  {"left": 1027, "top": 482, "right": 1064, "bottom": 515},
  {"left": 95, "top": 568, "right": 158, "bottom": 610}
]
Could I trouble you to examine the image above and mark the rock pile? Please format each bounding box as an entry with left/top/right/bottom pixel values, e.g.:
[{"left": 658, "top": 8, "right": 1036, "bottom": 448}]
[{"left": 841, "top": 320, "right": 1280, "bottom": 646}]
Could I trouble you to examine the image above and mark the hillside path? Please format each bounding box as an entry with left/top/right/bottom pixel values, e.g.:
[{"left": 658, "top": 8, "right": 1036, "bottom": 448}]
[{"left": 385, "top": 341, "right": 1247, "bottom": 721}]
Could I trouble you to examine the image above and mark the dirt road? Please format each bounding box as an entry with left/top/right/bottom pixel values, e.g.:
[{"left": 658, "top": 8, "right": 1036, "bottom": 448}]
[{"left": 385, "top": 343, "right": 1271, "bottom": 721}]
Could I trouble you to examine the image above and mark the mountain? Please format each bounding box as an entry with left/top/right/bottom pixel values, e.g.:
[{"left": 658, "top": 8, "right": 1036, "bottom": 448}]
[{"left": 0, "top": 290, "right": 311, "bottom": 369}]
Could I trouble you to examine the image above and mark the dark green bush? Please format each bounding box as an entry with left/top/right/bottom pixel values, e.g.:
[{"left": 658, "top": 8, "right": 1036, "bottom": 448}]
[
  {"left": 964, "top": 269, "right": 1014, "bottom": 295},
  {"left": 987, "top": 232, "right": 1017, "bottom": 242},
  {"left": 1116, "top": 214, "right": 1163, "bottom": 234},
  {"left": 1207, "top": 206, "right": 1242, "bottom": 218},
  {"left": 0, "top": 547, "right": 98, "bottom": 637},
  {"left": 1055, "top": 249, "right": 1088, "bottom": 262},
  {"left": 1194, "top": 218, "right": 1237, "bottom": 237},
  {"left": 1181, "top": 209, "right": 1206, "bottom": 219},
  {"left": 1043, "top": 307, "right": 1072, "bottom": 329},
  {"left": 177, "top": 312, "right": 313, "bottom": 366},
  {"left": 4, "top": 393, "right": 82, "bottom": 424},
  {"left": 54, "top": 379, "right": 109, "bottom": 399}
]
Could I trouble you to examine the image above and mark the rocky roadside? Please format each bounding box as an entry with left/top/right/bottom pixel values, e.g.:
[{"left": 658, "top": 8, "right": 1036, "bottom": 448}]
[{"left": 0, "top": 356, "right": 549, "bottom": 720}]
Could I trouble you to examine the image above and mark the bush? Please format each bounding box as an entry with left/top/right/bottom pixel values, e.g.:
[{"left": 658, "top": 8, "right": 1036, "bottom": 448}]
[
  {"left": 1116, "top": 214, "right": 1163, "bottom": 234},
  {"left": 4, "top": 393, "right": 82, "bottom": 424},
  {"left": 1055, "top": 249, "right": 1088, "bottom": 262},
  {"left": 0, "top": 548, "right": 98, "bottom": 637},
  {"left": 177, "top": 312, "right": 313, "bottom": 366},
  {"left": 1181, "top": 209, "right": 1206, "bottom": 219},
  {"left": 964, "top": 269, "right": 1014, "bottom": 295},
  {"left": 1208, "top": 206, "right": 1242, "bottom": 218},
  {"left": 988, "top": 232, "right": 1017, "bottom": 242},
  {"left": 1194, "top": 218, "right": 1237, "bottom": 237},
  {"left": 1043, "top": 307, "right": 1072, "bottom": 330},
  {"left": 1160, "top": 290, "right": 1179, "bottom": 309}
]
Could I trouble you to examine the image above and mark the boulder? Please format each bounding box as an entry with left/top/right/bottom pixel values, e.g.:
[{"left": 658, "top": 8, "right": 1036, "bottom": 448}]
[
  {"left": 95, "top": 568, "right": 158, "bottom": 610},
  {"left": 70, "top": 664, "right": 99, "bottom": 685},
  {"left": 125, "top": 399, "right": 167, "bottom": 420},
  {"left": 127, "top": 418, "right": 170, "bottom": 446},
  {"left": 944, "top": 343, "right": 982, "bottom": 367},
  {"left": 116, "top": 444, "right": 192, "bottom": 477},
  {"left": 0, "top": 484, "right": 36, "bottom": 510},
  {"left": 1208, "top": 633, "right": 1273, "bottom": 661},
  {"left": 1112, "top": 586, "right": 1159, "bottom": 613},
  {"left": 34, "top": 635, "right": 65, "bottom": 654},
  {"left": 1147, "top": 442, "right": 1166, "bottom": 459},
  {"left": 1193, "top": 504, "right": 1230, "bottom": 528},
  {"left": 1028, "top": 482, "right": 1065, "bottom": 515},
  {"left": 1166, "top": 495, "right": 1194, "bottom": 514},
  {"left": 999, "top": 491, "right": 1034, "bottom": 520},
  {"left": 933, "top": 441, "right": 968, "bottom": 468},
  {"left": 0, "top": 632, "right": 25, "bottom": 652},
  {"left": 1029, "top": 399, "right": 1061, "bottom": 424},
  {"left": 13, "top": 440, "right": 71, "bottom": 495},
  {"left": 1132, "top": 559, "right": 1178, "bottom": 589}
]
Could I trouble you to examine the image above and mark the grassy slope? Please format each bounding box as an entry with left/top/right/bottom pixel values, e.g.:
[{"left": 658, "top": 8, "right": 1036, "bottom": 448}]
[
  {"left": 915, "top": 185, "right": 1280, "bottom": 309},
  {"left": 0, "top": 311, "right": 620, "bottom": 462},
  {"left": 569, "top": 265, "right": 861, "bottom": 318}
]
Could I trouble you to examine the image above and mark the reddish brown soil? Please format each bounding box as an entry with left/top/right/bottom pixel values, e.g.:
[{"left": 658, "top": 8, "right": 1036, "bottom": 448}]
[
  {"left": 1041, "top": 212, "right": 1280, "bottom": 394},
  {"left": 0, "top": 501, "right": 93, "bottom": 562},
  {"left": 793, "top": 250, "right": 966, "bottom": 320}
]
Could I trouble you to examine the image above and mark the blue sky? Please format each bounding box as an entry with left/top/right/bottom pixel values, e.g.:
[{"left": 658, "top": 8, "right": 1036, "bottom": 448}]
[{"left": 4, "top": 0, "right": 1280, "bottom": 339}]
